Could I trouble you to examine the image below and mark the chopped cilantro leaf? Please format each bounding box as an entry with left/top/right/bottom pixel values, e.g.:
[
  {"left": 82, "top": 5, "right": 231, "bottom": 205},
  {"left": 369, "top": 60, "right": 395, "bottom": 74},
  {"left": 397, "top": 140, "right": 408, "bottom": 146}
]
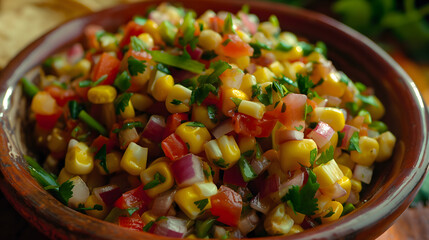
[
  {"left": 316, "top": 145, "right": 335, "bottom": 165},
  {"left": 213, "top": 158, "right": 229, "bottom": 168},
  {"left": 282, "top": 168, "right": 319, "bottom": 215},
  {"left": 249, "top": 42, "right": 271, "bottom": 58},
  {"left": 222, "top": 39, "right": 231, "bottom": 46},
  {"left": 95, "top": 145, "right": 108, "bottom": 174},
  {"left": 207, "top": 105, "right": 218, "bottom": 123},
  {"left": 143, "top": 172, "right": 166, "bottom": 190},
  {"left": 296, "top": 74, "right": 313, "bottom": 95},
  {"left": 131, "top": 36, "right": 146, "bottom": 52},
  {"left": 127, "top": 56, "right": 147, "bottom": 76},
  {"left": 156, "top": 63, "right": 170, "bottom": 74},
  {"left": 295, "top": 125, "right": 303, "bottom": 131},
  {"left": 304, "top": 103, "right": 313, "bottom": 120},
  {"left": 187, "top": 122, "right": 205, "bottom": 128},
  {"left": 170, "top": 99, "right": 182, "bottom": 105},
  {"left": 201, "top": 50, "right": 218, "bottom": 60},
  {"left": 309, "top": 148, "right": 318, "bottom": 166},
  {"left": 231, "top": 97, "right": 242, "bottom": 107},
  {"left": 59, "top": 180, "right": 74, "bottom": 205},
  {"left": 339, "top": 72, "right": 350, "bottom": 85},
  {"left": 114, "top": 93, "right": 133, "bottom": 115},
  {"left": 348, "top": 131, "right": 361, "bottom": 153},
  {"left": 194, "top": 198, "right": 209, "bottom": 211},
  {"left": 257, "top": 85, "right": 273, "bottom": 106},
  {"left": 251, "top": 84, "right": 262, "bottom": 98}
]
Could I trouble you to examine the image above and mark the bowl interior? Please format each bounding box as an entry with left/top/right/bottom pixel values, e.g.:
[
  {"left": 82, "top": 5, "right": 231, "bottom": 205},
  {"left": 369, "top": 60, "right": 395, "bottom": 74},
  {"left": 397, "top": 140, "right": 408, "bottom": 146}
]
[{"left": 0, "top": 0, "right": 428, "bottom": 239}]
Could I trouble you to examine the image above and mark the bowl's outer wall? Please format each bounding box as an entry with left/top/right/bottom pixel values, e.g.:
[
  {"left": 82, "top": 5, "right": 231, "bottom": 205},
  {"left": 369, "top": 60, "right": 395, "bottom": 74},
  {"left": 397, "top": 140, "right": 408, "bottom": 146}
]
[{"left": 0, "top": 0, "right": 428, "bottom": 240}]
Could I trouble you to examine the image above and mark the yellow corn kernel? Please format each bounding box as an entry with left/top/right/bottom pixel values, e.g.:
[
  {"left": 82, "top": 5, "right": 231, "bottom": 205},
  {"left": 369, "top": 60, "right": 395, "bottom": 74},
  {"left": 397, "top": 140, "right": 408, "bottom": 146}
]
[
  {"left": 58, "top": 168, "right": 76, "bottom": 185},
  {"left": 338, "top": 164, "right": 353, "bottom": 179},
  {"left": 238, "top": 136, "right": 256, "bottom": 154},
  {"left": 350, "top": 178, "right": 362, "bottom": 193},
  {"left": 221, "top": 87, "right": 248, "bottom": 116},
  {"left": 141, "top": 211, "right": 157, "bottom": 224},
  {"left": 282, "top": 62, "right": 304, "bottom": 80},
  {"left": 138, "top": 33, "right": 154, "bottom": 49},
  {"left": 131, "top": 93, "right": 153, "bottom": 112},
  {"left": 313, "top": 160, "right": 344, "bottom": 188},
  {"left": 336, "top": 176, "right": 351, "bottom": 203},
  {"left": 143, "top": 19, "right": 162, "bottom": 44},
  {"left": 320, "top": 131, "right": 338, "bottom": 153},
  {"left": 237, "top": 100, "right": 266, "bottom": 119},
  {"left": 120, "top": 142, "right": 148, "bottom": 176},
  {"left": 306, "top": 51, "right": 325, "bottom": 63},
  {"left": 165, "top": 84, "right": 192, "bottom": 113},
  {"left": 65, "top": 140, "right": 94, "bottom": 175},
  {"left": 313, "top": 72, "right": 347, "bottom": 98},
  {"left": 279, "top": 139, "right": 317, "bottom": 172},
  {"left": 140, "top": 161, "right": 174, "bottom": 198},
  {"left": 236, "top": 30, "right": 251, "bottom": 43},
  {"left": 152, "top": 75, "right": 174, "bottom": 102},
  {"left": 96, "top": 151, "right": 122, "bottom": 175},
  {"left": 240, "top": 74, "right": 257, "bottom": 98},
  {"left": 84, "top": 195, "right": 109, "bottom": 219},
  {"left": 72, "top": 59, "right": 91, "bottom": 77},
  {"left": 217, "top": 135, "right": 241, "bottom": 168},
  {"left": 119, "top": 99, "right": 135, "bottom": 119},
  {"left": 198, "top": 29, "right": 222, "bottom": 50},
  {"left": 264, "top": 203, "right": 294, "bottom": 235},
  {"left": 186, "top": 234, "right": 197, "bottom": 239},
  {"left": 376, "top": 131, "right": 396, "bottom": 162},
  {"left": 47, "top": 128, "right": 67, "bottom": 153},
  {"left": 269, "top": 61, "right": 284, "bottom": 76},
  {"left": 278, "top": 32, "right": 298, "bottom": 45},
  {"left": 235, "top": 56, "right": 250, "bottom": 70},
  {"left": 286, "top": 225, "right": 304, "bottom": 236},
  {"left": 253, "top": 67, "right": 275, "bottom": 83},
  {"left": 274, "top": 45, "right": 303, "bottom": 61},
  {"left": 321, "top": 201, "right": 343, "bottom": 224},
  {"left": 205, "top": 139, "right": 223, "bottom": 163},
  {"left": 315, "top": 195, "right": 331, "bottom": 216},
  {"left": 174, "top": 182, "right": 217, "bottom": 219},
  {"left": 350, "top": 136, "right": 379, "bottom": 166},
  {"left": 88, "top": 85, "right": 117, "bottom": 104},
  {"left": 364, "top": 96, "right": 385, "bottom": 120},
  {"left": 176, "top": 122, "right": 211, "bottom": 154},
  {"left": 192, "top": 105, "right": 218, "bottom": 130},
  {"left": 310, "top": 107, "right": 345, "bottom": 131},
  {"left": 335, "top": 153, "right": 355, "bottom": 170},
  {"left": 285, "top": 206, "right": 305, "bottom": 225}
]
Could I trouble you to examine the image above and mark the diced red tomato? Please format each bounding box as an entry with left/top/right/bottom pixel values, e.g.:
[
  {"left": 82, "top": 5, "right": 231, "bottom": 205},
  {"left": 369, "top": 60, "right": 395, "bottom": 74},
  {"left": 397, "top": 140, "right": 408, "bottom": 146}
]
[
  {"left": 92, "top": 53, "right": 121, "bottom": 85},
  {"left": 31, "top": 91, "right": 63, "bottom": 129},
  {"left": 217, "top": 34, "right": 253, "bottom": 58},
  {"left": 45, "top": 85, "right": 78, "bottom": 107},
  {"left": 84, "top": 25, "right": 103, "bottom": 50},
  {"left": 161, "top": 133, "right": 188, "bottom": 161},
  {"left": 114, "top": 185, "right": 152, "bottom": 212},
  {"left": 209, "top": 16, "right": 224, "bottom": 33},
  {"left": 165, "top": 113, "right": 189, "bottom": 135},
  {"left": 119, "top": 21, "right": 145, "bottom": 48},
  {"left": 202, "top": 92, "right": 222, "bottom": 110},
  {"left": 232, "top": 113, "right": 277, "bottom": 138},
  {"left": 35, "top": 111, "right": 62, "bottom": 130},
  {"left": 91, "top": 135, "right": 115, "bottom": 153},
  {"left": 118, "top": 216, "right": 145, "bottom": 231},
  {"left": 266, "top": 93, "right": 307, "bottom": 129},
  {"left": 210, "top": 186, "right": 242, "bottom": 227}
]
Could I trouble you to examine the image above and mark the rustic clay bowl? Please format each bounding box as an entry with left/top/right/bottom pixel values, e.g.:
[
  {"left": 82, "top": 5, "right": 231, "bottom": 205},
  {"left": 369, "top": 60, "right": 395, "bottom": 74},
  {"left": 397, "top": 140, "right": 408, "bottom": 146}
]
[{"left": 0, "top": 0, "right": 428, "bottom": 239}]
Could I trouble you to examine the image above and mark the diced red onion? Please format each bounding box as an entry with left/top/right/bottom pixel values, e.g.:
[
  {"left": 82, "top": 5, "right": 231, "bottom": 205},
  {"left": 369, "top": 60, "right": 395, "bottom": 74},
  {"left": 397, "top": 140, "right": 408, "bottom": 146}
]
[
  {"left": 212, "top": 119, "right": 234, "bottom": 139},
  {"left": 171, "top": 154, "right": 204, "bottom": 188},
  {"left": 282, "top": 171, "right": 305, "bottom": 190},
  {"left": 301, "top": 216, "right": 318, "bottom": 229},
  {"left": 307, "top": 122, "right": 335, "bottom": 149},
  {"left": 340, "top": 124, "right": 359, "bottom": 149},
  {"left": 325, "top": 95, "right": 342, "bottom": 107},
  {"left": 250, "top": 156, "right": 271, "bottom": 175},
  {"left": 238, "top": 210, "right": 259, "bottom": 235},
  {"left": 353, "top": 164, "right": 374, "bottom": 184},
  {"left": 223, "top": 164, "right": 247, "bottom": 187},
  {"left": 276, "top": 129, "right": 304, "bottom": 145},
  {"left": 93, "top": 184, "right": 122, "bottom": 207},
  {"left": 347, "top": 190, "right": 360, "bottom": 205},
  {"left": 141, "top": 115, "right": 166, "bottom": 143},
  {"left": 153, "top": 216, "right": 188, "bottom": 238},
  {"left": 185, "top": 45, "right": 203, "bottom": 60},
  {"left": 250, "top": 193, "right": 271, "bottom": 214},
  {"left": 67, "top": 43, "right": 84, "bottom": 65},
  {"left": 260, "top": 174, "right": 280, "bottom": 198},
  {"left": 151, "top": 189, "right": 177, "bottom": 216}
]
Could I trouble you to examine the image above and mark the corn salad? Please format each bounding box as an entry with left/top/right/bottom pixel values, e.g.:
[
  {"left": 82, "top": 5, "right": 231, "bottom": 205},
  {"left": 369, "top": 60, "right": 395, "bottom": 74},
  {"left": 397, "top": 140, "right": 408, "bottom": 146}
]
[{"left": 23, "top": 3, "right": 396, "bottom": 238}]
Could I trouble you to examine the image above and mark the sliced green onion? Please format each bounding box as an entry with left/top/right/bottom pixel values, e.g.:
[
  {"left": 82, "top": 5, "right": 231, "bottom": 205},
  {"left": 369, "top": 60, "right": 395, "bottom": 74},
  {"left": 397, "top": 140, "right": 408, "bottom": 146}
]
[
  {"left": 341, "top": 203, "right": 356, "bottom": 216},
  {"left": 78, "top": 110, "right": 108, "bottom": 136},
  {"left": 150, "top": 50, "right": 205, "bottom": 74},
  {"left": 238, "top": 156, "right": 257, "bottom": 182},
  {"left": 369, "top": 121, "right": 388, "bottom": 133},
  {"left": 68, "top": 100, "right": 82, "bottom": 120},
  {"left": 25, "top": 155, "right": 58, "bottom": 188},
  {"left": 159, "top": 21, "right": 176, "bottom": 46},
  {"left": 21, "top": 78, "right": 39, "bottom": 98},
  {"left": 195, "top": 218, "right": 216, "bottom": 238},
  {"left": 114, "top": 71, "right": 131, "bottom": 92}
]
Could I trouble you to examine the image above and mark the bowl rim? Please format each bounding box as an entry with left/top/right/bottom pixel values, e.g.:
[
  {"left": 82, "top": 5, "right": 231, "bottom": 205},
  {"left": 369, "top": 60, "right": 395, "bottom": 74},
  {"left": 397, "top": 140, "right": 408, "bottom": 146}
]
[{"left": 0, "top": 0, "right": 428, "bottom": 239}]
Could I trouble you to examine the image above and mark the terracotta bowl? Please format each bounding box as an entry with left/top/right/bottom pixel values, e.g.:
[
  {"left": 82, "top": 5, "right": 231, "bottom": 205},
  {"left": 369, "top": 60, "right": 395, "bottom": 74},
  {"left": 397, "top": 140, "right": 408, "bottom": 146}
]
[{"left": 0, "top": 0, "right": 428, "bottom": 239}]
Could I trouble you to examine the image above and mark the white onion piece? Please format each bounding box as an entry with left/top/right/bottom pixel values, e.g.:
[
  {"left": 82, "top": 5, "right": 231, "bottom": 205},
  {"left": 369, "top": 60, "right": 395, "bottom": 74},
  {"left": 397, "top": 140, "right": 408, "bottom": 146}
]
[
  {"left": 347, "top": 190, "right": 359, "bottom": 205},
  {"left": 317, "top": 98, "right": 328, "bottom": 107},
  {"left": 325, "top": 95, "right": 342, "bottom": 107},
  {"left": 250, "top": 156, "right": 271, "bottom": 175},
  {"left": 66, "top": 43, "right": 84, "bottom": 64},
  {"left": 171, "top": 154, "right": 204, "bottom": 187},
  {"left": 141, "top": 115, "right": 166, "bottom": 143},
  {"left": 276, "top": 129, "right": 304, "bottom": 145},
  {"left": 324, "top": 182, "right": 347, "bottom": 199},
  {"left": 153, "top": 216, "right": 188, "bottom": 238},
  {"left": 212, "top": 119, "right": 234, "bottom": 139},
  {"left": 151, "top": 189, "right": 177, "bottom": 216},
  {"left": 340, "top": 124, "right": 359, "bottom": 149},
  {"left": 238, "top": 210, "right": 259, "bottom": 235},
  {"left": 307, "top": 122, "right": 335, "bottom": 149},
  {"left": 250, "top": 193, "right": 271, "bottom": 214},
  {"left": 367, "top": 129, "right": 380, "bottom": 138},
  {"left": 93, "top": 184, "right": 122, "bottom": 207},
  {"left": 68, "top": 176, "right": 89, "bottom": 208},
  {"left": 353, "top": 164, "right": 374, "bottom": 184}
]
